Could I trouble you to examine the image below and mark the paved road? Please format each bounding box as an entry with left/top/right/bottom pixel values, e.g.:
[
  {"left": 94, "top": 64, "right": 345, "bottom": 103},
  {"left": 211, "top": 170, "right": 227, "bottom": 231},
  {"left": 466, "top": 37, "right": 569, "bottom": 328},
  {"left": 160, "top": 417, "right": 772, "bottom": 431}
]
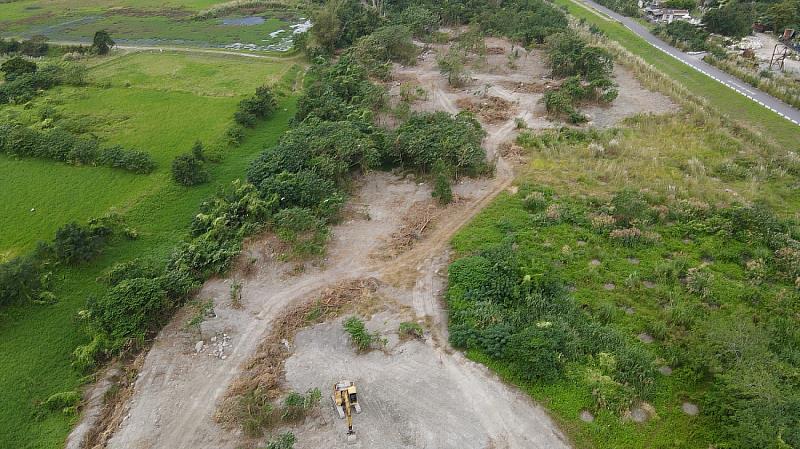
[{"left": 575, "top": 0, "right": 800, "bottom": 126}]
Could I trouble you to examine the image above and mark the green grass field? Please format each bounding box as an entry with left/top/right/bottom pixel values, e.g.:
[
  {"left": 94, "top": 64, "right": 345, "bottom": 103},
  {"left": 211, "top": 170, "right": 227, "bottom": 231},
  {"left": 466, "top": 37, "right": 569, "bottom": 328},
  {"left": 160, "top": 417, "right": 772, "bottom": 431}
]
[
  {"left": 0, "top": 50, "right": 300, "bottom": 449},
  {"left": 554, "top": 0, "right": 800, "bottom": 148},
  {"left": 0, "top": 51, "right": 296, "bottom": 259}
]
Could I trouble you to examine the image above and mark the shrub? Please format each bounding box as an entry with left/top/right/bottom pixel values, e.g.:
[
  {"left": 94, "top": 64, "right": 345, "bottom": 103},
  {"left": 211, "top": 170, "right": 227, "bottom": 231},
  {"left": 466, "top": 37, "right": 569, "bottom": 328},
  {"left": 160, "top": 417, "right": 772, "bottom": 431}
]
[
  {"left": 96, "top": 145, "right": 156, "bottom": 173},
  {"left": 262, "top": 432, "right": 296, "bottom": 449},
  {"left": 343, "top": 316, "right": 383, "bottom": 352},
  {"left": 431, "top": 160, "right": 453, "bottom": 205},
  {"left": 504, "top": 322, "right": 569, "bottom": 382},
  {"left": 281, "top": 388, "right": 321, "bottom": 421},
  {"left": 89, "top": 277, "right": 168, "bottom": 344},
  {"left": 609, "top": 227, "right": 661, "bottom": 246},
  {"left": 42, "top": 391, "right": 81, "bottom": 413},
  {"left": 53, "top": 222, "right": 103, "bottom": 265},
  {"left": 523, "top": 191, "right": 549, "bottom": 212},
  {"left": 398, "top": 5, "right": 439, "bottom": 37},
  {"left": 399, "top": 321, "right": 424, "bottom": 340},
  {"left": 437, "top": 49, "right": 470, "bottom": 87},
  {"left": 171, "top": 153, "right": 209, "bottom": 186},
  {"left": 234, "top": 85, "right": 277, "bottom": 128}
]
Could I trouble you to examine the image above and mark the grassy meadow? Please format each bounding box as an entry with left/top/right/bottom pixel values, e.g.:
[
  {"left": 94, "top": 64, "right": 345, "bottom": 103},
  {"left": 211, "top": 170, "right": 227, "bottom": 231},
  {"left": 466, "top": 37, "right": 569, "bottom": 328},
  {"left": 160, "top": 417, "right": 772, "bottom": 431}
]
[
  {"left": 0, "top": 50, "right": 296, "bottom": 259},
  {"left": 0, "top": 49, "right": 301, "bottom": 448}
]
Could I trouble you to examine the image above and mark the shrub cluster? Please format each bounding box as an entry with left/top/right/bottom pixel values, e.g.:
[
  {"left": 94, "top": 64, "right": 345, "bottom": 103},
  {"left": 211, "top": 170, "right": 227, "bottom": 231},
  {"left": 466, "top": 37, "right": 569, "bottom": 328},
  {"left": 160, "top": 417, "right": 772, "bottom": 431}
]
[
  {"left": 0, "top": 123, "right": 155, "bottom": 174},
  {"left": 172, "top": 142, "right": 209, "bottom": 186},
  {"left": 234, "top": 86, "right": 277, "bottom": 128},
  {"left": 74, "top": 181, "right": 268, "bottom": 368},
  {"left": 447, "top": 244, "right": 657, "bottom": 400},
  {"left": 543, "top": 33, "right": 618, "bottom": 123},
  {"left": 0, "top": 215, "right": 130, "bottom": 308},
  {"left": 394, "top": 111, "right": 488, "bottom": 177},
  {"left": 0, "top": 61, "right": 86, "bottom": 104}
]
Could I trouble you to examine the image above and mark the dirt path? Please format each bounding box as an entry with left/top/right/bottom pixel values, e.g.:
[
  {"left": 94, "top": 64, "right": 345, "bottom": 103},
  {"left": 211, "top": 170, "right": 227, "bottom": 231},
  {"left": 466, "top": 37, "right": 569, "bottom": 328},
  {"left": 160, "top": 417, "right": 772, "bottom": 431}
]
[{"left": 50, "top": 40, "right": 302, "bottom": 60}]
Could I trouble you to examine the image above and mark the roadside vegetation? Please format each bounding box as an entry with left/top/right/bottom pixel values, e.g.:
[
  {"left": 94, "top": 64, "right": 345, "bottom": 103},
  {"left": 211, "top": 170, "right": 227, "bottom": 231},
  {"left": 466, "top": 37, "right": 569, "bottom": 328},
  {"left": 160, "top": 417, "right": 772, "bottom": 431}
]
[{"left": 703, "top": 51, "right": 800, "bottom": 110}]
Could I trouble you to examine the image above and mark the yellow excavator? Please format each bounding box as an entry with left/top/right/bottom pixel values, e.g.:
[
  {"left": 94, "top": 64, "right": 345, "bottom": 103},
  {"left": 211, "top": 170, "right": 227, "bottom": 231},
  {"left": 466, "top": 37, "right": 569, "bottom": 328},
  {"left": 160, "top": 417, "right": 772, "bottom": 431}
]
[{"left": 332, "top": 380, "right": 362, "bottom": 442}]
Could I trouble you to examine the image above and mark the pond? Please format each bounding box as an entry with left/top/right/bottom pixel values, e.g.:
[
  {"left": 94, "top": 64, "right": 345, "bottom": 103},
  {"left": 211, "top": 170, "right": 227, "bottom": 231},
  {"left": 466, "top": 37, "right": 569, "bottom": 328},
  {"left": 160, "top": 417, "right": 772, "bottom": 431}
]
[{"left": 221, "top": 16, "right": 265, "bottom": 26}]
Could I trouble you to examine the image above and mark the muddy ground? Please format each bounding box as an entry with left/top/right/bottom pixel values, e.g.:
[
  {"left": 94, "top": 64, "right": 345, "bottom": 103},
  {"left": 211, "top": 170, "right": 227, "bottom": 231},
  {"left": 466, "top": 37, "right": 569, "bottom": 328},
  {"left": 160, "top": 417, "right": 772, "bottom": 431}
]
[{"left": 76, "top": 35, "right": 678, "bottom": 449}]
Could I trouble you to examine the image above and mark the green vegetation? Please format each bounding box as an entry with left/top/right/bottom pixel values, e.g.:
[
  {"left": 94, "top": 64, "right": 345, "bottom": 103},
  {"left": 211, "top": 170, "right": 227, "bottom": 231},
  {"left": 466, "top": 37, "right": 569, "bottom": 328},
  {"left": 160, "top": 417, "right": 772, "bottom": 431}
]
[
  {"left": 260, "top": 432, "right": 297, "bottom": 449},
  {"left": 703, "top": 52, "right": 800, "bottom": 110},
  {"left": 398, "top": 321, "right": 424, "bottom": 340},
  {"left": 0, "top": 123, "right": 156, "bottom": 173},
  {"left": 343, "top": 316, "right": 384, "bottom": 351},
  {"left": 0, "top": 0, "right": 304, "bottom": 48},
  {"left": 450, "top": 183, "right": 800, "bottom": 448},
  {"left": 543, "top": 32, "right": 617, "bottom": 122},
  {"left": 234, "top": 388, "right": 320, "bottom": 438},
  {"left": 654, "top": 21, "right": 709, "bottom": 51}
]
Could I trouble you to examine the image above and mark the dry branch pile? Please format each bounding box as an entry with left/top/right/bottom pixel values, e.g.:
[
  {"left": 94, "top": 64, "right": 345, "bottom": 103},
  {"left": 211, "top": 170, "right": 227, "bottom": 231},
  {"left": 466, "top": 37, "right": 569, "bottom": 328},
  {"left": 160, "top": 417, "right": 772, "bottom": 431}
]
[
  {"left": 456, "top": 96, "right": 515, "bottom": 123},
  {"left": 375, "top": 201, "right": 438, "bottom": 259}
]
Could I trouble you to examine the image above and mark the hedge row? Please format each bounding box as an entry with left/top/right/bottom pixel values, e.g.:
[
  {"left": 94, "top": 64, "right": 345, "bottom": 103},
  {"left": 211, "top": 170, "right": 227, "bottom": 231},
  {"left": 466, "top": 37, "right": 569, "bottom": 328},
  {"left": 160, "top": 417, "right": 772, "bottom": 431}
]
[{"left": 0, "top": 124, "right": 156, "bottom": 174}]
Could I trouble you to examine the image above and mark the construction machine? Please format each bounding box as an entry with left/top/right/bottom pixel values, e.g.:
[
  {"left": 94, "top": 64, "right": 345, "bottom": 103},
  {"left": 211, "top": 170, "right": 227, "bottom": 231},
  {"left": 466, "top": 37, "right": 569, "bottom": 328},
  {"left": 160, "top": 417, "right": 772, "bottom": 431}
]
[{"left": 332, "top": 380, "right": 362, "bottom": 442}]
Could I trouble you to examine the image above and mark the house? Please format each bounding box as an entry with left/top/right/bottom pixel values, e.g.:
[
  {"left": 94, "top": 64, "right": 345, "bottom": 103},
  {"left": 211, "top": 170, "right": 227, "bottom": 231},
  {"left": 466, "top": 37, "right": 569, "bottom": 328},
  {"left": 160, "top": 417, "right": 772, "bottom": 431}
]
[{"left": 644, "top": 6, "right": 694, "bottom": 24}]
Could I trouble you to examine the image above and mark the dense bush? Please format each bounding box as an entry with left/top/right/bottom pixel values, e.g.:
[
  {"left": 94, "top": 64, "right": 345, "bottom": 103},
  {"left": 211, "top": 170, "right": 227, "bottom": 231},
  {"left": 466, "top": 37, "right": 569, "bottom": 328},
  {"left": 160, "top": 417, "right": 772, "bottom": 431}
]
[
  {"left": 703, "top": 3, "right": 755, "bottom": 38},
  {"left": 235, "top": 86, "right": 277, "bottom": 127},
  {"left": 394, "top": 111, "right": 488, "bottom": 177},
  {"left": 88, "top": 277, "right": 169, "bottom": 344},
  {"left": 656, "top": 21, "right": 709, "bottom": 51},
  {"left": 1, "top": 57, "right": 37, "bottom": 81},
  {"left": 294, "top": 56, "right": 386, "bottom": 123},
  {"left": 0, "top": 62, "right": 85, "bottom": 104},
  {"left": 310, "top": 0, "right": 381, "bottom": 53},
  {"left": 53, "top": 222, "right": 104, "bottom": 265},
  {"left": 171, "top": 153, "right": 209, "bottom": 186},
  {"left": 0, "top": 251, "right": 51, "bottom": 306},
  {"left": 542, "top": 33, "right": 617, "bottom": 122},
  {"left": 447, "top": 243, "right": 656, "bottom": 404},
  {"left": 397, "top": 5, "right": 439, "bottom": 37}
]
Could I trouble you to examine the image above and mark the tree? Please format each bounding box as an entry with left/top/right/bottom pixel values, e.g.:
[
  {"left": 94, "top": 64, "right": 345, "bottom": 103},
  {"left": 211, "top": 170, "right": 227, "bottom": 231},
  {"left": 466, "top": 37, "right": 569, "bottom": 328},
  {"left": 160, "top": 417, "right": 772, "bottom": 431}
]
[
  {"left": 398, "top": 5, "right": 439, "bottom": 37},
  {"left": 92, "top": 30, "right": 115, "bottom": 55},
  {"left": 765, "top": 0, "right": 800, "bottom": 33},
  {"left": 1, "top": 57, "right": 37, "bottom": 81},
  {"left": 703, "top": 5, "right": 753, "bottom": 38},
  {"left": 437, "top": 50, "right": 469, "bottom": 87},
  {"left": 432, "top": 160, "right": 453, "bottom": 205},
  {"left": 171, "top": 153, "right": 209, "bottom": 186}
]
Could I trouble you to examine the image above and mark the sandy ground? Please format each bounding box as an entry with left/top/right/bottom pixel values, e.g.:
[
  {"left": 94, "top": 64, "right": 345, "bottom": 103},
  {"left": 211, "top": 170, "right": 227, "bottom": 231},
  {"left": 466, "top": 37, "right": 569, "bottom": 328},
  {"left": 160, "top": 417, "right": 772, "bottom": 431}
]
[
  {"left": 284, "top": 311, "right": 570, "bottom": 449},
  {"left": 79, "top": 35, "right": 678, "bottom": 449}
]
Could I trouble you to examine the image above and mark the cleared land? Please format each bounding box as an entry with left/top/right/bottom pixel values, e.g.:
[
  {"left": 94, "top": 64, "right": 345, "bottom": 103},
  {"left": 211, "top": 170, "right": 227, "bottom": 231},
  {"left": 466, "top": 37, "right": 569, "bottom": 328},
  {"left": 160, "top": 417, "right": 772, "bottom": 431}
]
[
  {"left": 93, "top": 36, "right": 681, "bottom": 449},
  {"left": 0, "top": 49, "right": 299, "bottom": 449}
]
